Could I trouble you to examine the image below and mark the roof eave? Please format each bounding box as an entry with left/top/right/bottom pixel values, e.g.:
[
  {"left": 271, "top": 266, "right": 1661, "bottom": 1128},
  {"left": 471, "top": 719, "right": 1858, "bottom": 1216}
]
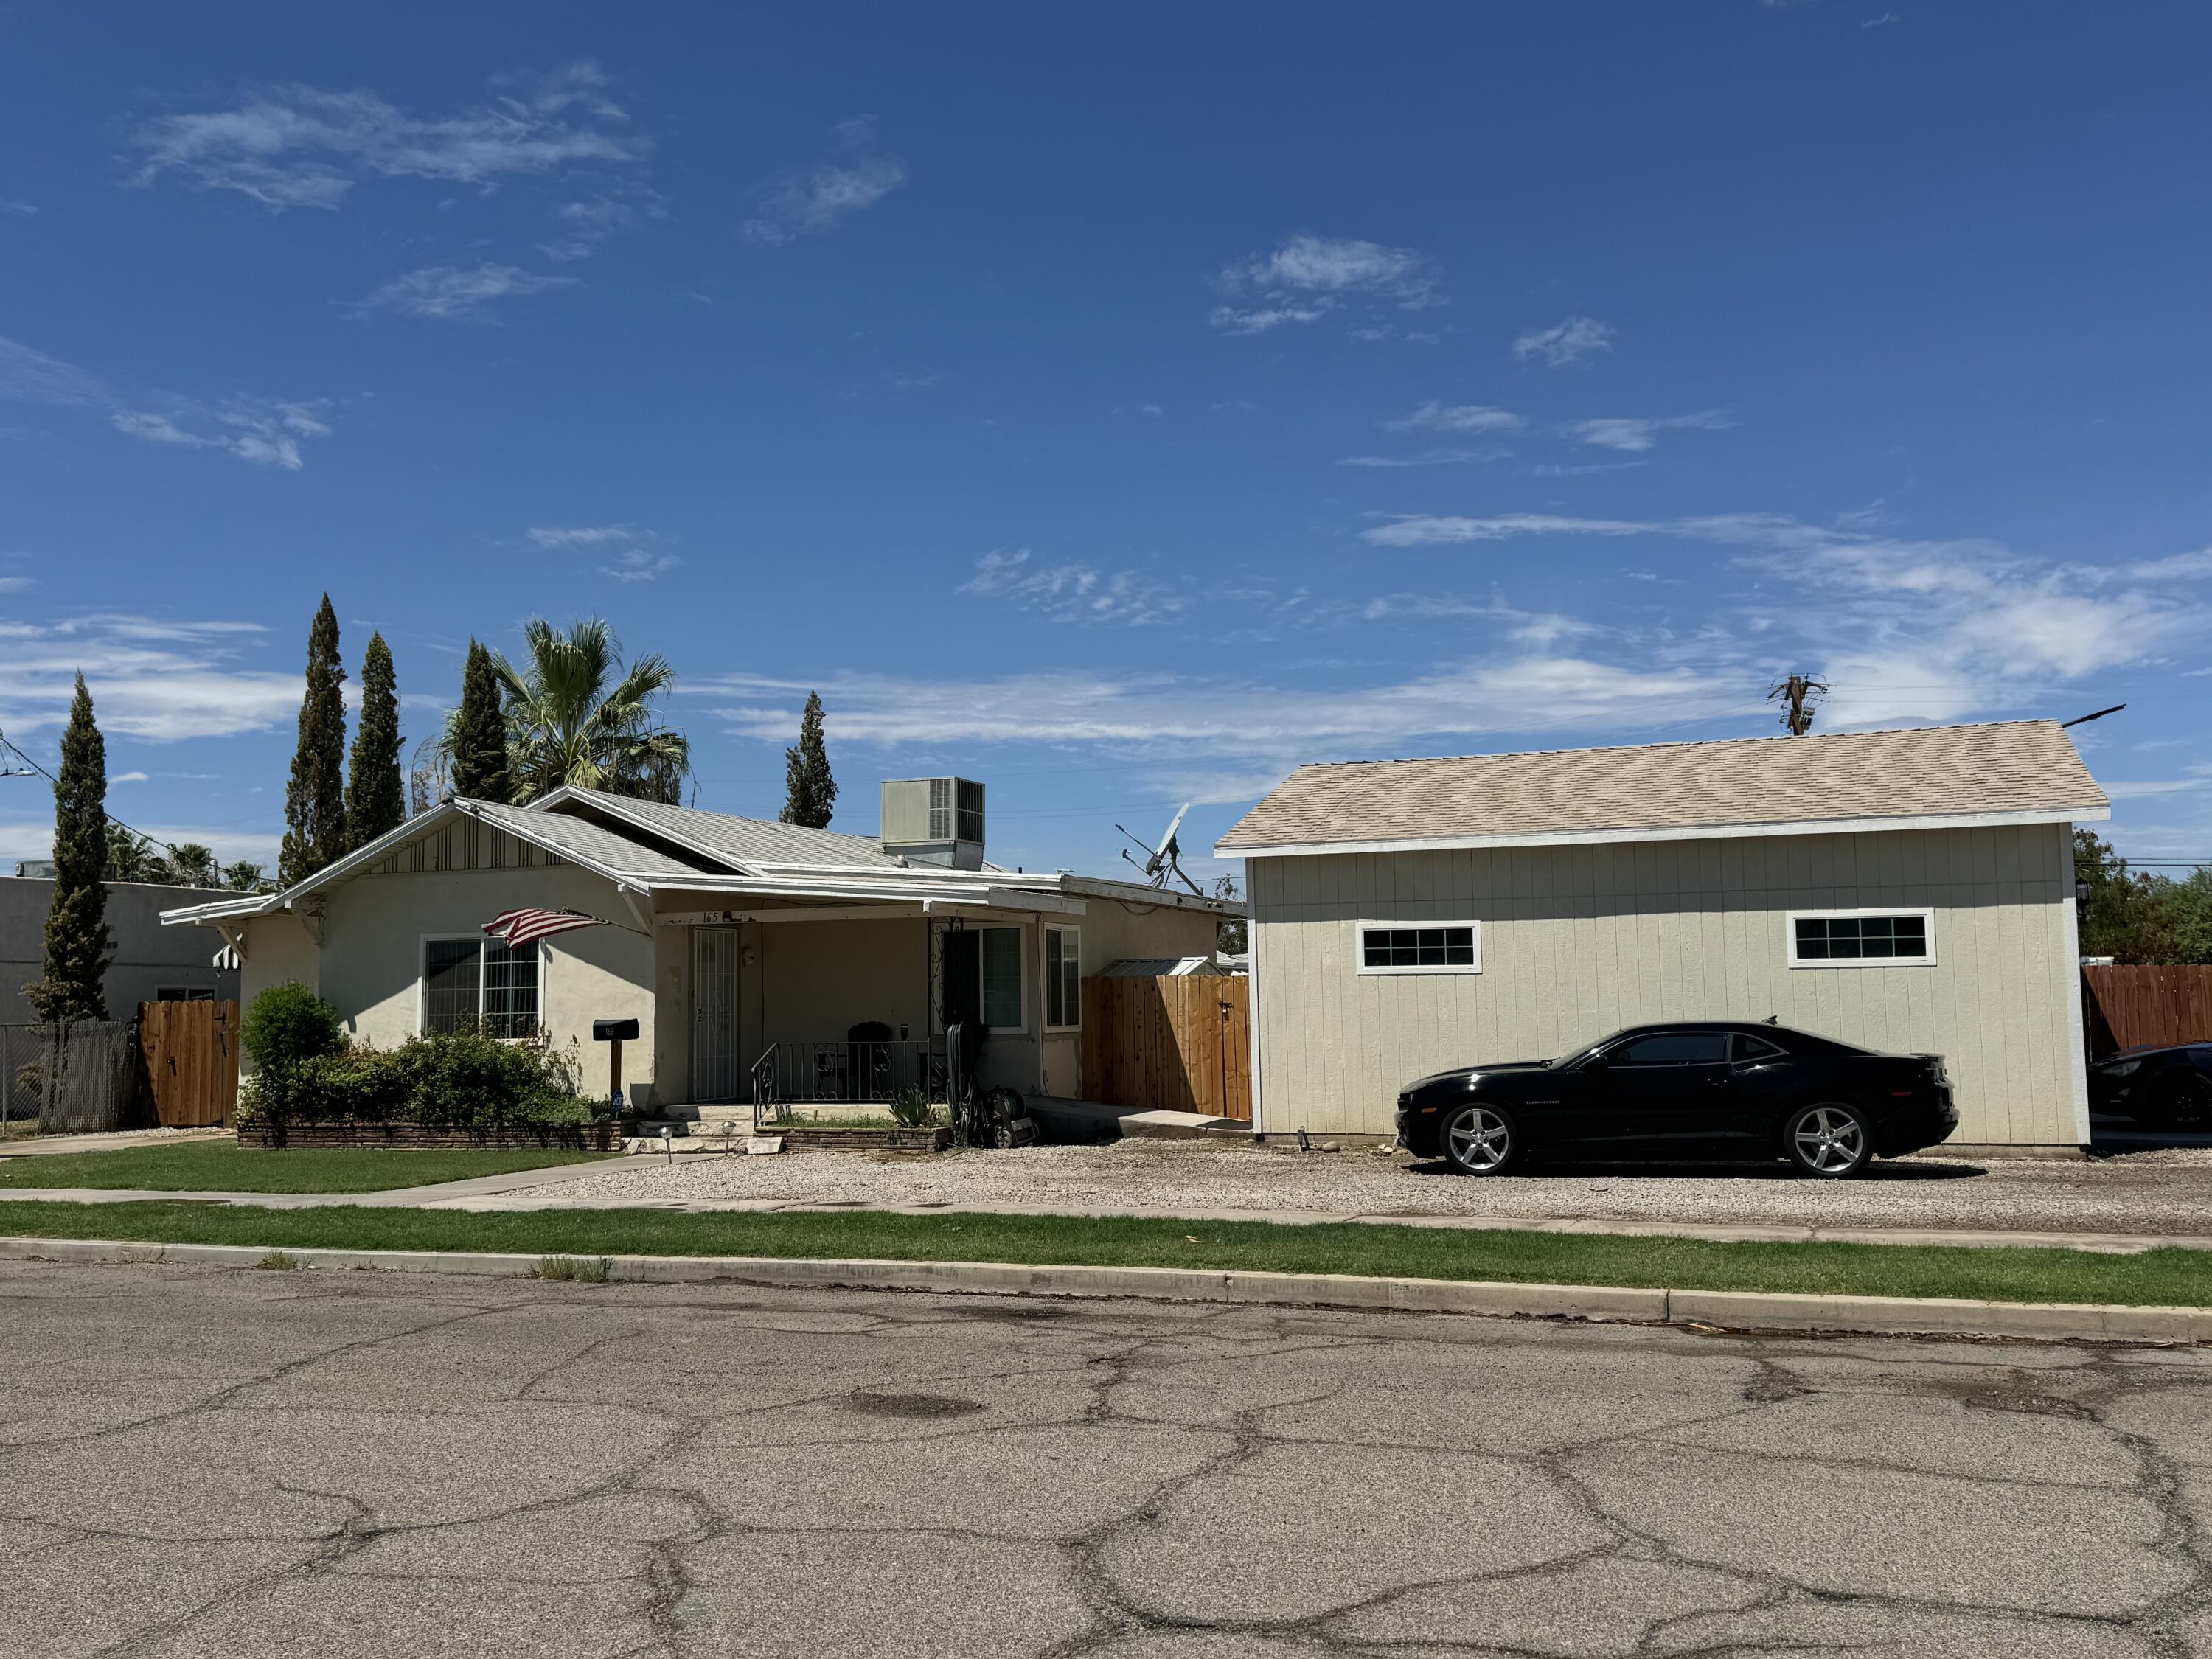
[{"left": 1217, "top": 804, "right": 2110, "bottom": 860}]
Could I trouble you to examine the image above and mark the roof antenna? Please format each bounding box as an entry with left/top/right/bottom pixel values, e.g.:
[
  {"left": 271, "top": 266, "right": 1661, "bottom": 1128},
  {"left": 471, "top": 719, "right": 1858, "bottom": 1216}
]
[
  {"left": 2061, "top": 703, "right": 2126, "bottom": 728},
  {"left": 1113, "top": 801, "right": 1203, "bottom": 896}
]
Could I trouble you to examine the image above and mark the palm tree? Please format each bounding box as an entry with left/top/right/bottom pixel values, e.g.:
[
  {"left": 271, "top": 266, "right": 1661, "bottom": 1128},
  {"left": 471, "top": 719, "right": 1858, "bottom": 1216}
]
[{"left": 446, "top": 617, "right": 691, "bottom": 805}]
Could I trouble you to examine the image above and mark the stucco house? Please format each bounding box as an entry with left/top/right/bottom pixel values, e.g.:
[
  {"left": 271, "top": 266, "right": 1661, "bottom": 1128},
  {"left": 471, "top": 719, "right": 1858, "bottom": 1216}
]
[
  {"left": 1215, "top": 721, "right": 2110, "bottom": 1152},
  {"left": 163, "top": 779, "right": 1231, "bottom": 1116},
  {"left": 3, "top": 873, "right": 240, "bottom": 1025}
]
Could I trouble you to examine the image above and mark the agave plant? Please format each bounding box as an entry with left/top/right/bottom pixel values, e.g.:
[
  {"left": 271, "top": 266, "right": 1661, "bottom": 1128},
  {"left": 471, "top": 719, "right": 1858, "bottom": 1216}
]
[{"left": 448, "top": 617, "right": 691, "bottom": 805}]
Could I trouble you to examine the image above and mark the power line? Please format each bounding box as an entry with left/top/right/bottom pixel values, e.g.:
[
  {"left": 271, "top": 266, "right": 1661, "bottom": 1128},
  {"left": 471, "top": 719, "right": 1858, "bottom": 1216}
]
[{"left": 0, "top": 726, "right": 204, "bottom": 866}]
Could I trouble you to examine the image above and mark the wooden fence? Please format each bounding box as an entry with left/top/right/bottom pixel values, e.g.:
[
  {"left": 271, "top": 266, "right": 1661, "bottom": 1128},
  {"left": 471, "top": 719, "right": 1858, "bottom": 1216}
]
[
  {"left": 137, "top": 999, "right": 240, "bottom": 1127},
  {"left": 2081, "top": 967, "right": 2212, "bottom": 1059},
  {"left": 1079, "top": 975, "right": 1251, "bottom": 1122}
]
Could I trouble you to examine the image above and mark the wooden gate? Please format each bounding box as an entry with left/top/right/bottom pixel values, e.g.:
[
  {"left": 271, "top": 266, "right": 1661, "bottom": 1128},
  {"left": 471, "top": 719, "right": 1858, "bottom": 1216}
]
[
  {"left": 2081, "top": 966, "right": 2212, "bottom": 1058},
  {"left": 1079, "top": 975, "right": 1251, "bottom": 1121},
  {"left": 137, "top": 1000, "right": 240, "bottom": 1127}
]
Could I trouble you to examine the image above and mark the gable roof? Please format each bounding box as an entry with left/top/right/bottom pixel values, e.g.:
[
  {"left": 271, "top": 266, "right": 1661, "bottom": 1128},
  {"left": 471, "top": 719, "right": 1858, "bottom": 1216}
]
[
  {"left": 1217, "top": 720, "right": 2110, "bottom": 856},
  {"left": 463, "top": 799, "right": 714, "bottom": 880},
  {"left": 537, "top": 786, "right": 902, "bottom": 871}
]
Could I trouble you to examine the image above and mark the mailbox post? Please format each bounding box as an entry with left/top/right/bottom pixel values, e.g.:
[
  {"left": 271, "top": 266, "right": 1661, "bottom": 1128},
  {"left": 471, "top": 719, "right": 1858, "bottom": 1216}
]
[{"left": 592, "top": 1018, "right": 640, "bottom": 1116}]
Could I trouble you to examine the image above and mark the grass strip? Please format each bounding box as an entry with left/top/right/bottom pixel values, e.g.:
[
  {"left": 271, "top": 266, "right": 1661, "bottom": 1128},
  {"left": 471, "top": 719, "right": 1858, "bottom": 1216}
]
[
  {"left": 1, "top": 1200, "right": 2209, "bottom": 1307},
  {"left": 0, "top": 1144, "right": 613, "bottom": 1194}
]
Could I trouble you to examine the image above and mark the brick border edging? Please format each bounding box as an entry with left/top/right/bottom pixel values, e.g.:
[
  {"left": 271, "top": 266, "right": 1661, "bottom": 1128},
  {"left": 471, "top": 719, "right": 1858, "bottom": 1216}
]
[
  {"left": 236, "top": 1123, "right": 623, "bottom": 1152},
  {"left": 3, "top": 1236, "right": 2206, "bottom": 1345}
]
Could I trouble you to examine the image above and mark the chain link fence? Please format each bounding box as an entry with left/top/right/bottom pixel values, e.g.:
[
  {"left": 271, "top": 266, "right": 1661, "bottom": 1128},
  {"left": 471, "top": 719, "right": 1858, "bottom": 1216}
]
[{"left": 0, "top": 1021, "right": 134, "bottom": 1135}]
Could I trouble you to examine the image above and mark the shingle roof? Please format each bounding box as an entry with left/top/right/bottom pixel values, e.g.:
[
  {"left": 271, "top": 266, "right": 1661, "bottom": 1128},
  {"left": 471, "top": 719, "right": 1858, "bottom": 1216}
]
[
  {"left": 549, "top": 787, "right": 905, "bottom": 869},
  {"left": 465, "top": 799, "right": 713, "bottom": 879},
  {"left": 1217, "top": 721, "right": 2110, "bottom": 852}
]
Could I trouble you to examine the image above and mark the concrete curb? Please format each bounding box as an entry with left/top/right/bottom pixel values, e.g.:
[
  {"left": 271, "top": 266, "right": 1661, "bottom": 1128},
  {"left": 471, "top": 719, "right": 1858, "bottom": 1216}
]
[{"left": 3, "top": 1234, "right": 2206, "bottom": 1344}]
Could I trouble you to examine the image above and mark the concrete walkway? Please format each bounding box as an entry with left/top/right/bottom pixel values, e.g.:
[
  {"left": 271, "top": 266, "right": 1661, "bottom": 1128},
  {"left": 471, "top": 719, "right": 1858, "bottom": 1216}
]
[
  {"left": 5, "top": 1155, "right": 2211, "bottom": 1255},
  {"left": 0, "top": 1127, "right": 230, "bottom": 1157}
]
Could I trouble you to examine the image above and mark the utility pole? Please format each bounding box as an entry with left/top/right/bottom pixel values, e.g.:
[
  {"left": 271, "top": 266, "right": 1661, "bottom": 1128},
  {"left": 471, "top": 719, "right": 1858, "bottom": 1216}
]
[{"left": 1767, "top": 675, "right": 1828, "bottom": 737}]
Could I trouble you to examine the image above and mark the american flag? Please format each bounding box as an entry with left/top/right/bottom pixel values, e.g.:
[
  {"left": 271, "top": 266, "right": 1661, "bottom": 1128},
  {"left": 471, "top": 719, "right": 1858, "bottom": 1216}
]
[{"left": 482, "top": 908, "right": 608, "bottom": 949}]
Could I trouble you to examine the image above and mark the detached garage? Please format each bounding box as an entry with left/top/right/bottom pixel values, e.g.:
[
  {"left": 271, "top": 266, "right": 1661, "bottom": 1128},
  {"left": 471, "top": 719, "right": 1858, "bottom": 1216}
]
[{"left": 1214, "top": 721, "right": 2111, "bottom": 1152}]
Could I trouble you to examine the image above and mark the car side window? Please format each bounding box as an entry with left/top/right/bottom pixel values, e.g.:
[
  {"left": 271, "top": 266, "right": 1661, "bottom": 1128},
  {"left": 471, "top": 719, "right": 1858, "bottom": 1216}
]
[
  {"left": 1734, "top": 1035, "right": 1784, "bottom": 1062},
  {"left": 1613, "top": 1032, "right": 1731, "bottom": 1066}
]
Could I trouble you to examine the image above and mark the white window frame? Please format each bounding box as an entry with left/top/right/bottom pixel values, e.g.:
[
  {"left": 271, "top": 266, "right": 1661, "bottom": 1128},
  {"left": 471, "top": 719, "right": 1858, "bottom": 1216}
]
[
  {"left": 978, "top": 925, "right": 1026, "bottom": 1033},
  {"left": 417, "top": 932, "right": 550, "bottom": 1037},
  {"left": 1043, "top": 925, "right": 1081, "bottom": 1032},
  {"left": 1785, "top": 907, "right": 1938, "bottom": 970},
  {"left": 1355, "top": 919, "right": 1483, "bottom": 977}
]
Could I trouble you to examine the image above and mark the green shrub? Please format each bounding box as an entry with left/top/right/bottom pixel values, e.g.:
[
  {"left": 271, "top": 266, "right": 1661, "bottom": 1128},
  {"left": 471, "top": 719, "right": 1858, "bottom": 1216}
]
[
  {"left": 240, "top": 984, "right": 344, "bottom": 1076},
  {"left": 247, "top": 1020, "right": 588, "bottom": 1135},
  {"left": 888, "top": 1088, "right": 936, "bottom": 1128}
]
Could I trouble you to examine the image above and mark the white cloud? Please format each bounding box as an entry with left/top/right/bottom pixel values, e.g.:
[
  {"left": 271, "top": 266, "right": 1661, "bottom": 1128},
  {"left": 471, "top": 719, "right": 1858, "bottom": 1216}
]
[
  {"left": 358, "top": 262, "right": 575, "bottom": 321},
  {"left": 2130, "top": 548, "right": 2212, "bottom": 581},
  {"left": 1209, "top": 234, "right": 1442, "bottom": 333},
  {"left": 125, "top": 63, "right": 647, "bottom": 211},
  {"left": 111, "top": 771, "right": 150, "bottom": 784},
  {"left": 0, "top": 577, "right": 33, "bottom": 594},
  {"left": 0, "top": 614, "right": 299, "bottom": 740},
  {"left": 527, "top": 524, "right": 650, "bottom": 549},
  {"left": 1, "top": 335, "right": 333, "bottom": 470},
  {"left": 0, "top": 818, "right": 280, "bottom": 866},
  {"left": 1361, "top": 513, "right": 1655, "bottom": 546},
  {"left": 741, "top": 117, "right": 907, "bottom": 247},
  {"left": 1512, "top": 316, "right": 1615, "bottom": 368},
  {"left": 539, "top": 187, "right": 664, "bottom": 261},
  {"left": 961, "top": 549, "right": 1191, "bottom": 627},
  {"left": 0, "top": 199, "right": 35, "bottom": 218},
  {"left": 600, "top": 549, "right": 680, "bottom": 583},
  {"left": 1385, "top": 400, "right": 1525, "bottom": 435},
  {"left": 1571, "top": 411, "right": 1733, "bottom": 451},
  {"left": 1338, "top": 448, "right": 1508, "bottom": 469}
]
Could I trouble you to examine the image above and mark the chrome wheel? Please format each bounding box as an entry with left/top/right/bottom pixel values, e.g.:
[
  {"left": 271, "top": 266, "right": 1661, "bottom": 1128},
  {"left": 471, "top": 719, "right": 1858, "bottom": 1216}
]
[
  {"left": 1790, "top": 1105, "right": 1868, "bottom": 1176},
  {"left": 1444, "top": 1105, "right": 1513, "bottom": 1175}
]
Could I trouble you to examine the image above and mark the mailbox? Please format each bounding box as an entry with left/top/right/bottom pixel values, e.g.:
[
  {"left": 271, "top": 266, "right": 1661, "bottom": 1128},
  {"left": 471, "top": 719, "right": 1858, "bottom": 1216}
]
[{"left": 592, "top": 1018, "right": 639, "bottom": 1043}]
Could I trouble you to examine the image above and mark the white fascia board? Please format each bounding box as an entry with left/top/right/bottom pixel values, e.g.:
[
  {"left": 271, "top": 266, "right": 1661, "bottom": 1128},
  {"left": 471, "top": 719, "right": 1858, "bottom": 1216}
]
[
  {"left": 1060, "top": 875, "right": 1234, "bottom": 913},
  {"left": 526, "top": 787, "right": 757, "bottom": 876},
  {"left": 1216, "top": 806, "right": 2109, "bottom": 860},
  {"left": 159, "top": 894, "right": 271, "bottom": 928},
  {"left": 159, "top": 801, "right": 485, "bottom": 927}
]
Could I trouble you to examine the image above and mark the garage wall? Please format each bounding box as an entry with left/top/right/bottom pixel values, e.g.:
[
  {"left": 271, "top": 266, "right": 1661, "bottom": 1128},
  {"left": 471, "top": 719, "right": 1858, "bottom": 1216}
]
[{"left": 1245, "top": 821, "right": 2084, "bottom": 1147}]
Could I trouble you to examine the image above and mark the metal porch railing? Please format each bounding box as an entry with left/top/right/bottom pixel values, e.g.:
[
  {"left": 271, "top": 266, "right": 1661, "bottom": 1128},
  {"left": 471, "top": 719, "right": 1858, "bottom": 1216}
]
[{"left": 752, "top": 1040, "right": 945, "bottom": 1127}]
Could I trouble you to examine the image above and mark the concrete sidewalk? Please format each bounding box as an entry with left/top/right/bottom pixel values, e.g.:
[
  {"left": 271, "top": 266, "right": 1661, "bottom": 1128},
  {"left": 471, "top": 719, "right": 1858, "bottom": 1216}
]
[
  {"left": 0, "top": 1127, "right": 231, "bottom": 1157},
  {"left": 4, "top": 1160, "right": 2211, "bottom": 1255}
]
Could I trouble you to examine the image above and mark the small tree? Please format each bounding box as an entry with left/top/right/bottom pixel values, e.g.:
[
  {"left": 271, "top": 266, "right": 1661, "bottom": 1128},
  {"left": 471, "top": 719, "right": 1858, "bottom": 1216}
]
[
  {"left": 345, "top": 631, "right": 405, "bottom": 849},
  {"left": 1212, "top": 874, "right": 1248, "bottom": 956},
  {"left": 448, "top": 639, "right": 512, "bottom": 803},
  {"left": 2076, "top": 829, "right": 2178, "bottom": 964},
  {"left": 279, "top": 596, "right": 348, "bottom": 886},
  {"left": 779, "top": 690, "right": 837, "bottom": 829},
  {"left": 25, "top": 674, "right": 114, "bottom": 1022}
]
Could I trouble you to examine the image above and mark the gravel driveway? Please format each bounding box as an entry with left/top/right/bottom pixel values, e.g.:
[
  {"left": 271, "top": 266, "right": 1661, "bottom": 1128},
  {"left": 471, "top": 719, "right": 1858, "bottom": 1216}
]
[{"left": 525, "top": 1137, "right": 2212, "bottom": 1238}]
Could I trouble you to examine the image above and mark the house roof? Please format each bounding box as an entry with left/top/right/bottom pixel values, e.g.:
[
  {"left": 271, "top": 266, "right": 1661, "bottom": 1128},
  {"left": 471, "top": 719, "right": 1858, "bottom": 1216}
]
[
  {"left": 1217, "top": 720, "right": 2111, "bottom": 856},
  {"left": 465, "top": 799, "right": 714, "bottom": 880},
  {"left": 538, "top": 787, "right": 902, "bottom": 870}
]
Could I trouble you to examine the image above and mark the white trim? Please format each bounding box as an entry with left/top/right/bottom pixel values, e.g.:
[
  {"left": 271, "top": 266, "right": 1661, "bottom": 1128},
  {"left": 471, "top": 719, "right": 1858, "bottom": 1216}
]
[
  {"left": 416, "top": 931, "right": 550, "bottom": 1037},
  {"left": 1218, "top": 805, "right": 2108, "bottom": 861},
  {"left": 1355, "top": 919, "right": 1484, "bottom": 977},
  {"left": 1043, "top": 924, "right": 1082, "bottom": 1032},
  {"left": 1784, "top": 907, "right": 1937, "bottom": 969}
]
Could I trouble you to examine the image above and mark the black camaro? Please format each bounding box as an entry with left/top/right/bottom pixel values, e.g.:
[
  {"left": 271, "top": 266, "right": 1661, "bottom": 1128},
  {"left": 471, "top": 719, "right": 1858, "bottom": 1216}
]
[
  {"left": 2087, "top": 1044, "right": 2212, "bottom": 1129},
  {"left": 1395, "top": 1021, "right": 1957, "bottom": 1178}
]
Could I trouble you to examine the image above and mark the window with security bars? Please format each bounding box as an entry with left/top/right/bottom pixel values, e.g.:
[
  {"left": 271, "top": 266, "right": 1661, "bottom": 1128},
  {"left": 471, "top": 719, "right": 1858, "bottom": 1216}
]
[
  {"left": 1790, "top": 911, "right": 1931, "bottom": 965},
  {"left": 1357, "top": 922, "right": 1481, "bottom": 975},
  {"left": 422, "top": 938, "right": 542, "bottom": 1034}
]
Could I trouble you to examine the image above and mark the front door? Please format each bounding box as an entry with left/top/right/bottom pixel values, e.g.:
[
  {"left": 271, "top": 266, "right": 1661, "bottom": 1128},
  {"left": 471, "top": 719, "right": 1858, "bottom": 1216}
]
[{"left": 691, "top": 926, "right": 741, "bottom": 1102}]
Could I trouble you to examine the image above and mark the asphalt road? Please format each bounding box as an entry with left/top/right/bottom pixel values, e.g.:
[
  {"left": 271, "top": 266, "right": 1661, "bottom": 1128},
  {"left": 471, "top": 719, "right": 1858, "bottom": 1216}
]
[{"left": 4, "top": 1263, "right": 2211, "bottom": 1657}]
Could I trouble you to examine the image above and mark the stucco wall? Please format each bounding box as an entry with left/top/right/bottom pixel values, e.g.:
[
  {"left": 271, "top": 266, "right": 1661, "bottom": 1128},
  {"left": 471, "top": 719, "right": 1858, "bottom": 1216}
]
[
  {"left": 1, "top": 876, "right": 240, "bottom": 1023},
  {"left": 1244, "top": 821, "right": 2085, "bottom": 1147}
]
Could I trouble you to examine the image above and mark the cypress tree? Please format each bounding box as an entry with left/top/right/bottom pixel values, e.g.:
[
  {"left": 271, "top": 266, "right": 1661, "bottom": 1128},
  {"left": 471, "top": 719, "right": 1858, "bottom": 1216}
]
[
  {"left": 25, "top": 675, "right": 114, "bottom": 1022},
  {"left": 278, "top": 595, "right": 347, "bottom": 888},
  {"left": 450, "top": 639, "right": 512, "bottom": 803},
  {"left": 344, "top": 631, "right": 405, "bottom": 849},
  {"left": 779, "top": 689, "right": 838, "bottom": 829}
]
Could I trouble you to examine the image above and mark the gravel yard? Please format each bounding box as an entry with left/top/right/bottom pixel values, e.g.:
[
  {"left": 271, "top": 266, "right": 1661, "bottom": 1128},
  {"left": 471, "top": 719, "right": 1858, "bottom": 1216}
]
[{"left": 526, "top": 1136, "right": 2212, "bottom": 1238}]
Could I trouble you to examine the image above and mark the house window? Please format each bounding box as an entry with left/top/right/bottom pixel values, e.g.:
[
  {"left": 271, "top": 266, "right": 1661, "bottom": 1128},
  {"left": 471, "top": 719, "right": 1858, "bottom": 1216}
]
[
  {"left": 1045, "top": 927, "right": 1080, "bottom": 1029},
  {"left": 1356, "top": 921, "right": 1481, "bottom": 975},
  {"left": 422, "top": 936, "right": 543, "bottom": 1036},
  {"left": 1788, "top": 909, "right": 1935, "bottom": 968},
  {"left": 981, "top": 927, "right": 1023, "bottom": 1029}
]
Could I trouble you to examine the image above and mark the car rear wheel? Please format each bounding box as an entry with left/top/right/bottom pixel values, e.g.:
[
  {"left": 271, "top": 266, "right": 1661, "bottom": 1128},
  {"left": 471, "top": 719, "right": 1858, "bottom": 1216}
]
[
  {"left": 1785, "top": 1103, "right": 1872, "bottom": 1178},
  {"left": 1441, "top": 1104, "right": 1517, "bottom": 1175},
  {"left": 2146, "top": 1071, "right": 2212, "bottom": 1130}
]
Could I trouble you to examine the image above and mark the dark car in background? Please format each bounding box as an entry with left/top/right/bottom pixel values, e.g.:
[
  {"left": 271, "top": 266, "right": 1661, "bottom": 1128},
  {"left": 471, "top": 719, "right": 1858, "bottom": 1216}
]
[
  {"left": 1395, "top": 1021, "right": 1956, "bottom": 1178},
  {"left": 2087, "top": 1044, "right": 2212, "bottom": 1130}
]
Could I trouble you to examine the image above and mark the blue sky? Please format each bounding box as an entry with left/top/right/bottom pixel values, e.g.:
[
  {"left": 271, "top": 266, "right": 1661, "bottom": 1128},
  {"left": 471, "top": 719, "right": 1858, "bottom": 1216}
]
[{"left": 5, "top": 4, "right": 2211, "bottom": 881}]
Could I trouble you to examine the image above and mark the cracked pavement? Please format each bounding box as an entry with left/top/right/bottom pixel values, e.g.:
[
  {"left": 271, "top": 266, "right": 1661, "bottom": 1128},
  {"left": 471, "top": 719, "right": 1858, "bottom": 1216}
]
[{"left": 4, "top": 1261, "right": 2211, "bottom": 1656}]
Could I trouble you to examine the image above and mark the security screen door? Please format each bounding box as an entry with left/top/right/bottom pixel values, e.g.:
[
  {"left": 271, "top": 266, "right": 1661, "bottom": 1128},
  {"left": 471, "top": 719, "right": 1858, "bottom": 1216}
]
[{"left": 691, "top": 926, "right": 741, "bottom": 1102}]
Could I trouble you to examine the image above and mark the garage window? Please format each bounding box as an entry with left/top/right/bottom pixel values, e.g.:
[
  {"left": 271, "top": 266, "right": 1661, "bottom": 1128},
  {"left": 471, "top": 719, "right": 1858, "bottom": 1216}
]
[
  {"left": 1357, "top": 921, "right": 1481, "bottom": 975},
  {"left": 1787, "top": 909, "right": 1935, "bottom": 968}
]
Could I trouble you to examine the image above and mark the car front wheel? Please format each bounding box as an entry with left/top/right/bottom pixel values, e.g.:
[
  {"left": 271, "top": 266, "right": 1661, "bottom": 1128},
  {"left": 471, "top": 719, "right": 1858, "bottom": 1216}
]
[
  {"left": 1441, "top": 1103, "right": 1518, "bottom": 1175},
  {"left": 2147, "top": 1071, "right": 2212, "bottom": 1130},
  {"left": 1785, "top": 1102, "right": 1873, "bottom": 1178}
]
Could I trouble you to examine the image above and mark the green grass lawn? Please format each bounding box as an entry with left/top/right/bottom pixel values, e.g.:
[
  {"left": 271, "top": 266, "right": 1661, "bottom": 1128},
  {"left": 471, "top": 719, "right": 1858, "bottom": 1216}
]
[
  {"left": 0, "top": 1142, "right": 613, "bottom": 1194},
  {"left": 1, "top": 1199, "right": 2208, "bottom": 1307}
]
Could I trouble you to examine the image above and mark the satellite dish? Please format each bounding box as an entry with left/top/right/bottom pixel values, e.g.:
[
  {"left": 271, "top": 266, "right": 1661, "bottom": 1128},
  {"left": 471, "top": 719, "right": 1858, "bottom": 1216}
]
[{"left": 1115, "top": 801, "right": 1203, "bottom": 897}]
